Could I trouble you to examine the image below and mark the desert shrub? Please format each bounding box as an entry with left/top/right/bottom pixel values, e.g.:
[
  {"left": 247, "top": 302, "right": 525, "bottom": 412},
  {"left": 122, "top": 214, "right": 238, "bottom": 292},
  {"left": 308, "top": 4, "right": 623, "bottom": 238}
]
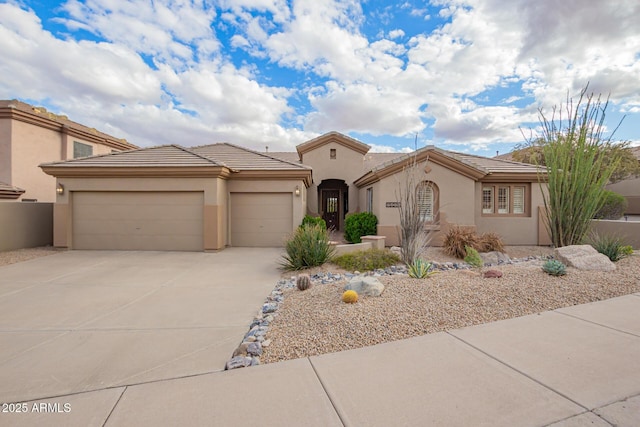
[
  {"left": 464, "top": 246, "right": 483, "bottom": 268},
  {"left": 593, "top": 190, "right": 628, "bottom": 220},
  {"left": 444, "top": 226, "right": 505, "bottom": 258},
  {"left": 542, "top": 259, "right": 567, "bottom": 276},
  {"left": 344, "top": 212, "right": 378, "bottom": 243},
  {"left": 332, "top": 249, "right": 400, "bottom": 271},
  {"left": 407, "top": 259, "right": 437, "bottom": 279},
  {"left": 300, "top": 214, "right": 326, "bottom": 229},
  {"left": 443, "top": 226, "right": 479, "bottom": 259},
  {"left": 280, "top": 224, "right": 335, "bottom": 271},
  {"left": 586, "top": 231, "right": 629, "bottom": 262},
  {"left": 477, "top": 232, "right": 505, "bottom": 253},
  {"left": 620, "top": 245, "right": 634, "bottom": 257}
]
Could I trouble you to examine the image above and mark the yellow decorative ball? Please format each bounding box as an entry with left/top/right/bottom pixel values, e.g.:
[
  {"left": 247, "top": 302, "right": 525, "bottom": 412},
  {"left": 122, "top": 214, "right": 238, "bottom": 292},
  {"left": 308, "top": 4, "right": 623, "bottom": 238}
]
[{"left": 342, "top": 290, "right": 358, "bottom": 303}]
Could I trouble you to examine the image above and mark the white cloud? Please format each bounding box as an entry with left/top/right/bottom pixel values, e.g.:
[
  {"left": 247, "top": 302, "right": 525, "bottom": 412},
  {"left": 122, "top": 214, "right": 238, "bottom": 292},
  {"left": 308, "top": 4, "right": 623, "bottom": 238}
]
[
  {"left": 388, "top": 29, "right": 405, "bottom": 39},
  {"left": 2, "top": 0, "right": 640, "bottom": 155}
]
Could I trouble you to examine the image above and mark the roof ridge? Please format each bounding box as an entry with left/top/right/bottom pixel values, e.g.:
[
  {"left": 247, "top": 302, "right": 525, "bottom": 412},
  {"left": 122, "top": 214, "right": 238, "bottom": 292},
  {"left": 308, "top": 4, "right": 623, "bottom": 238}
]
[
  {"left": 220, "top": 142, "right": 310, "bottom": 169},
  {"left": 176, "top": 144, "right": 230, "bottom": 168}
]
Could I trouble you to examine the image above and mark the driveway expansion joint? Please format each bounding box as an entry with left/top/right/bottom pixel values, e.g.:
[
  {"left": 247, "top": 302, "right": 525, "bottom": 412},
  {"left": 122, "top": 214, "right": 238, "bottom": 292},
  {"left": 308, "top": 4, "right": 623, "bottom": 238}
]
[
  {"left": 554, "top": 310, "right": 640, "bottom": 338},
  {"left": 308, "top": 357, "right": 347, "bottom": 427},
  {"left": 446, "top": 331, "right": 590, "bottom": 412}
]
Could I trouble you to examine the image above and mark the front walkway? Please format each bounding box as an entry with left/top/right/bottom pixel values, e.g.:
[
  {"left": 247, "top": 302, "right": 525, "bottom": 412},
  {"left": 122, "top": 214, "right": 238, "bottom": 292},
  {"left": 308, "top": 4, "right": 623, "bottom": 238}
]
[{"left": 3, "top": 291, "right": 639, "bottom": 426}]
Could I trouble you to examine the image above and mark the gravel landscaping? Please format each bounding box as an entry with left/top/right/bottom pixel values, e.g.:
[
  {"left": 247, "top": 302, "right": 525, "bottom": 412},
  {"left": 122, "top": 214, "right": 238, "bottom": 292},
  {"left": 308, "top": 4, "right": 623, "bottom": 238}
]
[
  {"left": 0, "top": 246, "right": 58, "bottom": 267},
  {"left": 260, "top": 247, "right": 640, "bottom": 364}
]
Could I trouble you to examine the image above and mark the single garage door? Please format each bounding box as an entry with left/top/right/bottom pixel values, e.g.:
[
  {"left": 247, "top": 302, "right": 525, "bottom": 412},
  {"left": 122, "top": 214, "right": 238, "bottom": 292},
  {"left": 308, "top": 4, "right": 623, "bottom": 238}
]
[
  {"left": 73, "top": 191, "right": 204, "bottom": 251},
  {"left": 230, "top": 192, "right": 292, "bottom": 247}
]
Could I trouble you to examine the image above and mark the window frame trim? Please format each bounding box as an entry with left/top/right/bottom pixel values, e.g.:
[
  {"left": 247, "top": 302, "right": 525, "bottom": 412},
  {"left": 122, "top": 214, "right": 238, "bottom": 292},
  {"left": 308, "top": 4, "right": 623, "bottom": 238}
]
[{"left": 480, "top": 183, "right": 530, "bottom": 217}]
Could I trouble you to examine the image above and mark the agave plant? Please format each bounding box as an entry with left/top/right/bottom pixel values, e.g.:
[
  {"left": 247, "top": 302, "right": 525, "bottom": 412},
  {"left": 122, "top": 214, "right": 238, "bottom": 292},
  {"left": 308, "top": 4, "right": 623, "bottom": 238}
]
[
  {"left": 408, "top": 259, "right": 437, "bottom": 279},
  {"left": 542, "top": 259, "right": 567, "bottom": 276}
]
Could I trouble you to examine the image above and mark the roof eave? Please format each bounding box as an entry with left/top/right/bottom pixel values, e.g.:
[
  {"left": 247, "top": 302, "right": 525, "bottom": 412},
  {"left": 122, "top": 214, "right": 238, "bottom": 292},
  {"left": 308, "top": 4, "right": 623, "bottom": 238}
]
[
  {"left": 232, "top": 169, "right": 313, "bottom": 187},
  {"left": 39, "top": 165, "right": 233, "bottom": 179}
]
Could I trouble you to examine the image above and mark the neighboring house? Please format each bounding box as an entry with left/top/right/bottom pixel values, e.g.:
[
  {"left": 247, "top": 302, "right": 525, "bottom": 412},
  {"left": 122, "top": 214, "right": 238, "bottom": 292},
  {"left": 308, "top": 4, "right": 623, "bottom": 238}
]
[
  {"left": 606, "top": 146, "right": 640, "bottom": 215},
  {"left": 41, "top": 132, "right": 547, "bottom": 251},
  {"left": 0, "top": 100, "right": 137, "bottom": 202}
]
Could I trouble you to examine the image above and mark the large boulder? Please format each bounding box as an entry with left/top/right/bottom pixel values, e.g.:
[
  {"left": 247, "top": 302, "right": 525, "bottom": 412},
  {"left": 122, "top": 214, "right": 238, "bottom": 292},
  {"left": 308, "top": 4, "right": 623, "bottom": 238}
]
[
  {"left": 554, "top": 245, "right": 616, "bottom": 271},
  {"left": 344, "top": 276, "right": 385, "bottom": 297}
]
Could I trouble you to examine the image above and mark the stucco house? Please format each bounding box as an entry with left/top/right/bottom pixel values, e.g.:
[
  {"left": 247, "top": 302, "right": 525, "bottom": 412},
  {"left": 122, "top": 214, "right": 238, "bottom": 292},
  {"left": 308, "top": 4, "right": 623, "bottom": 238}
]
[
  {"left": 41, "top": 131, "right": 547, "bottom": 251},
  {"left": 606, "top": 146, "right": 640, "bottom": 215},
  {"left": 0, "top": 100, "right": 137, "bottom": 202}
]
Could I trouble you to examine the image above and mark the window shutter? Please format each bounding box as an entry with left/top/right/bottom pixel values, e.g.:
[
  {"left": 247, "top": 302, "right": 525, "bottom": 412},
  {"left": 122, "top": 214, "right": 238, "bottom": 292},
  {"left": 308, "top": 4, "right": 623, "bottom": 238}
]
[
  {"left": 418, "top": 184, "right": 433, "bottom": 221},
  {"left": 513, "top": 186, "right": 525, "bottom": 214}
]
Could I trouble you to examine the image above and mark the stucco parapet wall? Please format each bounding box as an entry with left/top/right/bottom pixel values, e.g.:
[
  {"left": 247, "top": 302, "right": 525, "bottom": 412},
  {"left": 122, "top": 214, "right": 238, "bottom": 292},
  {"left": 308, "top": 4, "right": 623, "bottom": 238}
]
[
  {"left": 0, "top": 101, "right": 136, "bottom": 152},
  {"left": 331, "top": 241, "right": 373, "bottom": 256}
]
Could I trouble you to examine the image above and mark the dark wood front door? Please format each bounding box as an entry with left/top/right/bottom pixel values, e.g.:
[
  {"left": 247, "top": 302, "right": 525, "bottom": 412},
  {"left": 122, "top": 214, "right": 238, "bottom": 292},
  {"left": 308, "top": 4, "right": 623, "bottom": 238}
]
[{"left": 322, "top": 190, "right": 340, "bottom": 230}]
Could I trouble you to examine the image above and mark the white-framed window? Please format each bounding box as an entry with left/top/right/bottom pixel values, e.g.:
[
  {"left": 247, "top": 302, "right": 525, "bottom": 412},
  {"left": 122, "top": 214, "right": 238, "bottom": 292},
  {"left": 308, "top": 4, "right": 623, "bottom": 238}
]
[
  {"left": 417, "top": 182, "right": 436, "bottom": 222},
  {"left": 482, "top": 187, "right": 494, "bottom": 214},
  {"left": 498, "top": 187, "right": 510, "bottom": 214},
  {"left": 482, "top": 184, "right": 527, "bottom": 216},
  {"left": 366, "top": 187, "right": 373, "bottom": 213}
]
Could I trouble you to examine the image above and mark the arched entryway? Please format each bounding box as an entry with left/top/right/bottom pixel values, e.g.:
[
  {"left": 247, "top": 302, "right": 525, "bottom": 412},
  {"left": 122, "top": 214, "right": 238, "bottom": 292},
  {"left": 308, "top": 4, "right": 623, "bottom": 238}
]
[{"left": 318, "top": 179, "right": 348, "bottom": 230}]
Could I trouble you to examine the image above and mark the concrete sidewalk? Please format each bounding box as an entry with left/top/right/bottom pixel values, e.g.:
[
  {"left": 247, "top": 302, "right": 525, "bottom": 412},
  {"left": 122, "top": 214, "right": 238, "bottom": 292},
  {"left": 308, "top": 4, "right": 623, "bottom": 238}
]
[{"left": 4, "top": 293, "right": 639, "bottom": 427}]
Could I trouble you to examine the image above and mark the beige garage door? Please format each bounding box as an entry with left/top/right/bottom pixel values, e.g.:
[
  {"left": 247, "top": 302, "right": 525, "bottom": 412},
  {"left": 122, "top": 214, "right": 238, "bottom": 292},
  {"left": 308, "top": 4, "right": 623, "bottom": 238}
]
[
  {"left": 73, "top": 191, "right": 204, "bottom": 251},
  {"left": 230, "top": 193, "right": 292, "bottom": 247}
]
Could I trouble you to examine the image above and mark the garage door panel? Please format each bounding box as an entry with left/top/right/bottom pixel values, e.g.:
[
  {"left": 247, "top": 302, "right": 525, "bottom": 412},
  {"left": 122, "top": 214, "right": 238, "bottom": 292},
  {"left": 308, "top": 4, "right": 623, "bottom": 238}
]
[
  {"left": 73, "top": 192, "right": 203, "bottom": 251},
  {"left": 230, "top": 193, "right": 292, "bottom": 247}
]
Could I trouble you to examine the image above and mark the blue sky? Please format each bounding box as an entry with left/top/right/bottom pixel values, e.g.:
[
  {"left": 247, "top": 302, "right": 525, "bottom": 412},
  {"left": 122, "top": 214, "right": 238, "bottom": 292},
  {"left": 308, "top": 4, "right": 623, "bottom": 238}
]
[{"left": 1, "top": 0, "right": 639, "bottom": 156}]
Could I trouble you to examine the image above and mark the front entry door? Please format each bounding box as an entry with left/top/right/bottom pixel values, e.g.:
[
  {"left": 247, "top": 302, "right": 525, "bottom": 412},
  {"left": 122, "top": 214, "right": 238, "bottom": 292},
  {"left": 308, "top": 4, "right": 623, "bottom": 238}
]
[{"left": 322, "top": 190, "right": 340, "bottom": 230}]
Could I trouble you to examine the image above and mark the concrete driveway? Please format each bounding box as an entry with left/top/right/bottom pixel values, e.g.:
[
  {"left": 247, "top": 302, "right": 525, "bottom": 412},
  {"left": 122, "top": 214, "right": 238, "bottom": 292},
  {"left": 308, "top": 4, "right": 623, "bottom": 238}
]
[{"left": 0, "top": 248, "right": 283, "bottom": 404}]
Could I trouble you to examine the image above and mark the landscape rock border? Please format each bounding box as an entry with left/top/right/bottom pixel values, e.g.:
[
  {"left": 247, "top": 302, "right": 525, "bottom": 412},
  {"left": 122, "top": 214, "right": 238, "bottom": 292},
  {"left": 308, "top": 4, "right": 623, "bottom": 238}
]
[{"left": 225, "top": 253, "right": 552, "bottom": 370}]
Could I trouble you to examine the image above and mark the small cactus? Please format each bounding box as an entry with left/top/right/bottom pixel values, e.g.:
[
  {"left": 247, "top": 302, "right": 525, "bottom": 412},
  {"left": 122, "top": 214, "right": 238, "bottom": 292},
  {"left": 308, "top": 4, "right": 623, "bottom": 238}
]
[
  {"left": 464, "top": 245, "right": 483, "bottom": 268},
  {"left": 542, "top": 259, "right": 566, "bottom": 276},
  {"left": 296, "top": 274, "right": 312, "bottom": 291},
  {"left": 342, "top": 290, "right": 358, "bottom": 303}
]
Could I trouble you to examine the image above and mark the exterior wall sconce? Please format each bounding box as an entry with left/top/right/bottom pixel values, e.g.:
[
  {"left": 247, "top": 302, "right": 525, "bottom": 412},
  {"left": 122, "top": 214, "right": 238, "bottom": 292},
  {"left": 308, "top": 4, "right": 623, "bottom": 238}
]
[
  {"left": 56, "top": 183, "right": 64, "bottom": 195},
  {"left": 295, "top": 185, "right": 301, "bottom": 197}
]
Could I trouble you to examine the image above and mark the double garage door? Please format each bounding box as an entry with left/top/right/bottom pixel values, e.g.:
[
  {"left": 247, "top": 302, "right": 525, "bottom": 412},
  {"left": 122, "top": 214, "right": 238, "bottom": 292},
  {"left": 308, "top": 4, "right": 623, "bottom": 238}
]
[
  {"left": 72, "top": 191, "right": 292, "bottom": 250},
  {"left": 73, "top": 192, "right": 204, "bottom": 251}
]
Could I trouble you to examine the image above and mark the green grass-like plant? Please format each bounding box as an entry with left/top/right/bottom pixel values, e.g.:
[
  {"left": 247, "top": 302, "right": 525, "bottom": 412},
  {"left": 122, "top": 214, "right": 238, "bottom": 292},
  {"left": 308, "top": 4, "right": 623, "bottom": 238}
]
[
  {"left": 407, "top": 259, "right": 437, "bottom": 279},
  {"left": 586, "top": 231, "right": 630, "bottom": 262},
  {"left": 464, "top": 245, "right": 483, "bottom": 268},
  {"left": 331, "top": 249, "right": 400, "bottom": 271},
  {"left": 542, "top": 259, "right": 567, "bottom": 276},
  {"left": 280, "top": 224, "right": 335, "bottom": 271}
]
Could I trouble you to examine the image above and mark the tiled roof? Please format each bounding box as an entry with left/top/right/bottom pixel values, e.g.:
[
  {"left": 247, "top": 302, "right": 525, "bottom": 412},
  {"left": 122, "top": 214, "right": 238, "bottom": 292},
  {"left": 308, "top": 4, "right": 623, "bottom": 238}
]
[
  {"left": 363, "top": 153, "right": 405, "bottom": 170},
  {"left": 443, "top": 150, "right": 542, "bottom": 174},
  {"left": 0, "top": 181, "right": 25, "bottom": 199},
  {"left": 192, "top": 143, "right": 311, "bottom": 170},
  {"left": 268, "top": 152, "right": 302, "bottom": 163},
  {"left": 40, "top": 145, "right": 224, "bottom": 168},
  {"left": 0, "top": 100, "right": 137, "bottom": 150}
]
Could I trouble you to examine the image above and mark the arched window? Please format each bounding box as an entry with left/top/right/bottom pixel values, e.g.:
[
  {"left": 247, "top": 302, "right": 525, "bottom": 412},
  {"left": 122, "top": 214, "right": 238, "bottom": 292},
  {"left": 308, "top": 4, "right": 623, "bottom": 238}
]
[{"left": 417, "top": 181, "right": 438, "bottom": 222}]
